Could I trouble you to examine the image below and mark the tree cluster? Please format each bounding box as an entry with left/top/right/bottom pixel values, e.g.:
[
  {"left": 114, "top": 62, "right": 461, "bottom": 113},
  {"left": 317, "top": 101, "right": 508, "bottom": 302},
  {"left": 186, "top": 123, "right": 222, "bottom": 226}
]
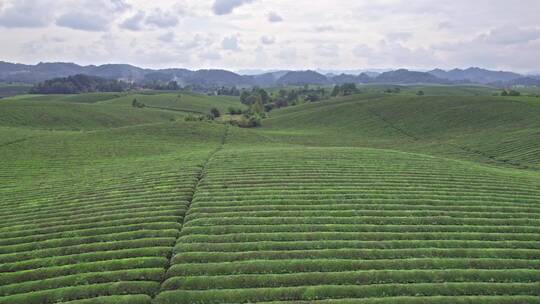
[
  {"left": 227, "top": 107, "right": 244, "bottom": 115},
  {"left": 385, "top": 87, "right": 402, "bottom": 94},
  {"left": 142, "top": 81, "right": 181, "bottom": 91},
  {"left": 331, "top": 83, "right": 359, "bottom": 97},
  {"left": 30, "top": 74, "right": 130, "bottom": 94},
  {"left": 240, "top": 88, "right": 270, "bottom": 105},
  {"left": 216, "top": 86, "right": 241, "bottom": 96},
  {"left": 501, "top": 89, "right": 521, "bottom": 96},
  {"left": 270, "top": 87, "right": 329, "bottom": 109}
]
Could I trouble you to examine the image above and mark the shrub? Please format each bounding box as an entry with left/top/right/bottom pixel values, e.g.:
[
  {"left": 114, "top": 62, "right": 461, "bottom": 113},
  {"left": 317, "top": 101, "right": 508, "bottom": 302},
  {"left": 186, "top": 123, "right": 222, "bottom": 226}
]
[
  {"left": 210, "top": 108, "right": 220, "bottom": 119},
  {"left": 131, "top": 99, "right": 145, "bottom": 108},
  {"left": 501, "top": 90, "right": 521, "bottom": 96},
  {"left": 185, "top": 115, "right": 212, "bottom": 122},
  {"left": 227, "top": 107, "right": 243, "bottom": 115}
]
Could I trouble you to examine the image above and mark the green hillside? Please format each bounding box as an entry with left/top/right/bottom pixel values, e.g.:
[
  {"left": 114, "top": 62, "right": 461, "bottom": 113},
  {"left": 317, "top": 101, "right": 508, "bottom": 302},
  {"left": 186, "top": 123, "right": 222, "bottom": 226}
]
[
  {"left": 1, "top": 89, "right": 539, "bottom": 303},
  {"left": 156, "top": 146, "right": 540, "bottom": 304},
  {"left": 0, "top": 92, "right": 244, "bottom": 130},
  {"left": 102, "top": 92, "right": 245, "bottom": 114},
  {"left": 0, "top": 122, "right": 225, "bottom": 304},
  {"left": 264, "top": 93, "right": 540, "bottom": 169}
]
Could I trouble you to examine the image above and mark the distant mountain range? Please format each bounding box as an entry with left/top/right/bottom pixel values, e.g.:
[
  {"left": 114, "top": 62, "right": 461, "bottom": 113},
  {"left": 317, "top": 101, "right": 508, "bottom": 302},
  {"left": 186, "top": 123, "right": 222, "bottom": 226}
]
[
  {"left": 1, "top": 61, "right": 538, "bottom": 88},
  {"left": 427, "top": 68, "right": 523, "bottom": 84}
]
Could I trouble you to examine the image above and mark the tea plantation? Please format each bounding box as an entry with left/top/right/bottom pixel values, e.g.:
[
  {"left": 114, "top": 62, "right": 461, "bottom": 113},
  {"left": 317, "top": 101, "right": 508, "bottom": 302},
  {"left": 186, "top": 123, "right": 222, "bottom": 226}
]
[{"left": 1, "top": 90, "right": 539, "bottom": 303}]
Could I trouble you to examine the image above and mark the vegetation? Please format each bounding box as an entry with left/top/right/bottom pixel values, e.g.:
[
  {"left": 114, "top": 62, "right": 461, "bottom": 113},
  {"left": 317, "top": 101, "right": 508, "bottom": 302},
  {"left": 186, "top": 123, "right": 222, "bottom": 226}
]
[
  {"left": 216, "top": 86, "right": 241, "bottom": 96},
  {"left": 233, "top": 114, "right": 262, "bottom": 128},
  {"left": 227, "top": 107, "right": 243, "bottom": 115},
  {"left": 30, "top": 74, "right": 130, "bottom": 94},
  {"left": 331, "top": 83, "right": 359, "bottom": 97},
  {"left": 0, "top": 83, "right": 32, "bottom": 98},
  {"left": 501, "top": 89, "right": 521, "bottom": 96},
  {"left": 209, "top": 108, "right": 221, "bottom": 119},
  {"left": 240, "top": 88, "right": 270, "bottom": 105},
  {"left": 385, "top": 87, "right": 402, "bottom": 93},
  {"left": 131, "top": 98, "right": 146, "bottom": 108},
  {"left": 142, "top": 81, "right": 181, "bottom": 91},
  {"left": 1, "top": 87, "right": 539, "bottom": 303}
]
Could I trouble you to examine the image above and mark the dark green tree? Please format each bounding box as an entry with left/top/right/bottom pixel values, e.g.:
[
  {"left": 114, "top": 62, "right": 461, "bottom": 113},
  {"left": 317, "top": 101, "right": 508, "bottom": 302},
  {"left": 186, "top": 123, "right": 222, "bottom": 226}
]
[
  {"left": 331, "top": 85, "right": 340, "bottom": 97},
  {"left": 240, "top": 91, "right": 251, "bottom": 104},
  {"left": 508, "top": 90, "right": 521, "bottom": 96}
]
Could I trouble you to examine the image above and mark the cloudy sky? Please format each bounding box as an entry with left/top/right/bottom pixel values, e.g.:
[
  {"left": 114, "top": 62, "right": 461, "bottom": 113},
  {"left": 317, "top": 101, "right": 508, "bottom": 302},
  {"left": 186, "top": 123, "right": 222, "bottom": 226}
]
[{"left": 1, "top": 0, "right": 539, "bottom": 72}]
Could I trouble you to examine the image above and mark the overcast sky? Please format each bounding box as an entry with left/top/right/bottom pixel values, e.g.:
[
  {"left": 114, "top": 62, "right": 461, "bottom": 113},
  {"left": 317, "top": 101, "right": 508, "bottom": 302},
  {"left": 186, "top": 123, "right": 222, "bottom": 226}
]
[{"left": 1, "top": 0, "right": 539, "bottom": 73}]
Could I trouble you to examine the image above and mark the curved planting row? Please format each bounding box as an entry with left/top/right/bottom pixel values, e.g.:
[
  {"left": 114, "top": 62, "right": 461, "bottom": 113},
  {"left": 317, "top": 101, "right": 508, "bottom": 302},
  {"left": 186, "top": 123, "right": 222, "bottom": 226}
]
[
  {"left": 0, "top": 167, "right": 195, "bottom": 304},
  {"left": 155, "top": 147, "right": 540, "bottom": 303},
  {"left": 0, "top": 123, "right": 225, "bottom": 303}
]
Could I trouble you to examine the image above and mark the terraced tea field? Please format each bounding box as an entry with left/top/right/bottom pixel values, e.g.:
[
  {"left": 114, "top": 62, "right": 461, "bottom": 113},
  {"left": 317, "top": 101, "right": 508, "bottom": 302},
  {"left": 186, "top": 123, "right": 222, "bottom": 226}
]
[
  {"left": 154, "top": 147, "right": 540, "bottom": 303},
  {"left": 0, "top": 120, "right": 226, "bottom": 303},
  {"left": 1, "top": 90, "right": 539, "bottom": 303}
]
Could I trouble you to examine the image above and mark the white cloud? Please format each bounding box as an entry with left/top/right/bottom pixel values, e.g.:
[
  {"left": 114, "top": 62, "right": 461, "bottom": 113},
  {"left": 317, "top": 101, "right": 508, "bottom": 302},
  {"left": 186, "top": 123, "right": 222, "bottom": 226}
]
[
  {"left": 267, "top": 12, "right": 283, "bottom": 23},
  {"left": 199, "top": 51, "right": 222, "bottom": 61},
  {"left": 260, "top": 36, "right": 275, "bottom": 45},
  {"left": 109, "top": 0, "right": 131, "bottom": 12},
  {"left": 145, "top": 9, "right": 179, "bottom": 28},
  {"left": 278, "top": 47, "right": 297, "bottom": 64},
  {"left": 212, "top": 0, "right": 255, "bottom": 15},
  {"left": 480, "top": 26, "right": 540, "bottom": 45},
  {"left": 55, "top": 0, "right": 133, "bottom": 32},
  {"left": 56, "top": 13, "right": 110, "bottom": 31},
  {"left": 386, "top": 32, "right": 413, "bottom": 42},
  {"left": 120, "top": 8, "right": 181, "bottom": 31},
  {"left": 222, "top": 35, "right": 241, "bottom": 51},
  {"left": 438, "top": 21, "right": 454, "bottom": 30},
  {"left": 120, "top": 11, "right": 145, "bottom": 31},
  {"left": 316, "top": 43, "right": 339, "bottom": 57},
  {"left": 0, "top": 0, "right": 53, "bottom": 28},
  {"left": 353, "top": 40, "right": 437, "bottom": 68},
  {"left": 176, "top": 34, "right": 207, "bottom": 50},
  {"left": 314, "top": 25, "right": 336, "bottom": 32},
  {"left": 1, "top": 0, "right": 540, "bottom": 72},
  {"left": 158, "top": 32, "right": 176, "bottom": 43}
]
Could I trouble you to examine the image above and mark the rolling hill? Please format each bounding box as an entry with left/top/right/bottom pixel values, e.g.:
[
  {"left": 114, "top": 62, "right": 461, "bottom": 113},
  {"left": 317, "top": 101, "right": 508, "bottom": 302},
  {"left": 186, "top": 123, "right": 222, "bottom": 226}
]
[
  {"left": 263, "top": 91, "right": 540, "bottom": 169},
  {"left": 0, "top": 88, "right": 539, "bottom": 303}
]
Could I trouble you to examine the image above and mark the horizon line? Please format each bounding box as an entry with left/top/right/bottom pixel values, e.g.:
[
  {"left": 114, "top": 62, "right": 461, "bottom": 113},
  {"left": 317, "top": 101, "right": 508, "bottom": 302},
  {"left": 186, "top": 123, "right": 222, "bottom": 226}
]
[{"left": 1, "top": 60, "right": 538, "bottom": 75}]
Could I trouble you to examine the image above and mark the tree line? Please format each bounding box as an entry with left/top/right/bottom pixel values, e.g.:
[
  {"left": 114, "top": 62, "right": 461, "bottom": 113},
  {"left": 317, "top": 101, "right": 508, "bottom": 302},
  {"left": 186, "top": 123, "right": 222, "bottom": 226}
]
[{"left": 30, "top": 74, "right": 130, "bottom": 94}]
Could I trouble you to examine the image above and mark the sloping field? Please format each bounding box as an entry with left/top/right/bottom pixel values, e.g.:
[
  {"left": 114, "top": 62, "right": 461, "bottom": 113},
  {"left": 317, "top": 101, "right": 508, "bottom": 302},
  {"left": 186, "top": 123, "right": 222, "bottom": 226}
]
[
  {"left": 264, "top": 94, "right": 540, "bottom": 169},
  {"left": 0, "top": 92, "right": 244, "bottom": 130},
  {"left": 0, "top": 99, "right": 183, "bottom": 130},
  {"left": 102, "top": 93, "right": 246, "bottom": 115},
  {"left": 1, "top": 90, "right": 539, "bottom": 303},
  {"left": 0, "top": 122, "right": 225, "bottom": 303},
  {"left": 155, "top": 147, "right": 540, "bottom": 303}
]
